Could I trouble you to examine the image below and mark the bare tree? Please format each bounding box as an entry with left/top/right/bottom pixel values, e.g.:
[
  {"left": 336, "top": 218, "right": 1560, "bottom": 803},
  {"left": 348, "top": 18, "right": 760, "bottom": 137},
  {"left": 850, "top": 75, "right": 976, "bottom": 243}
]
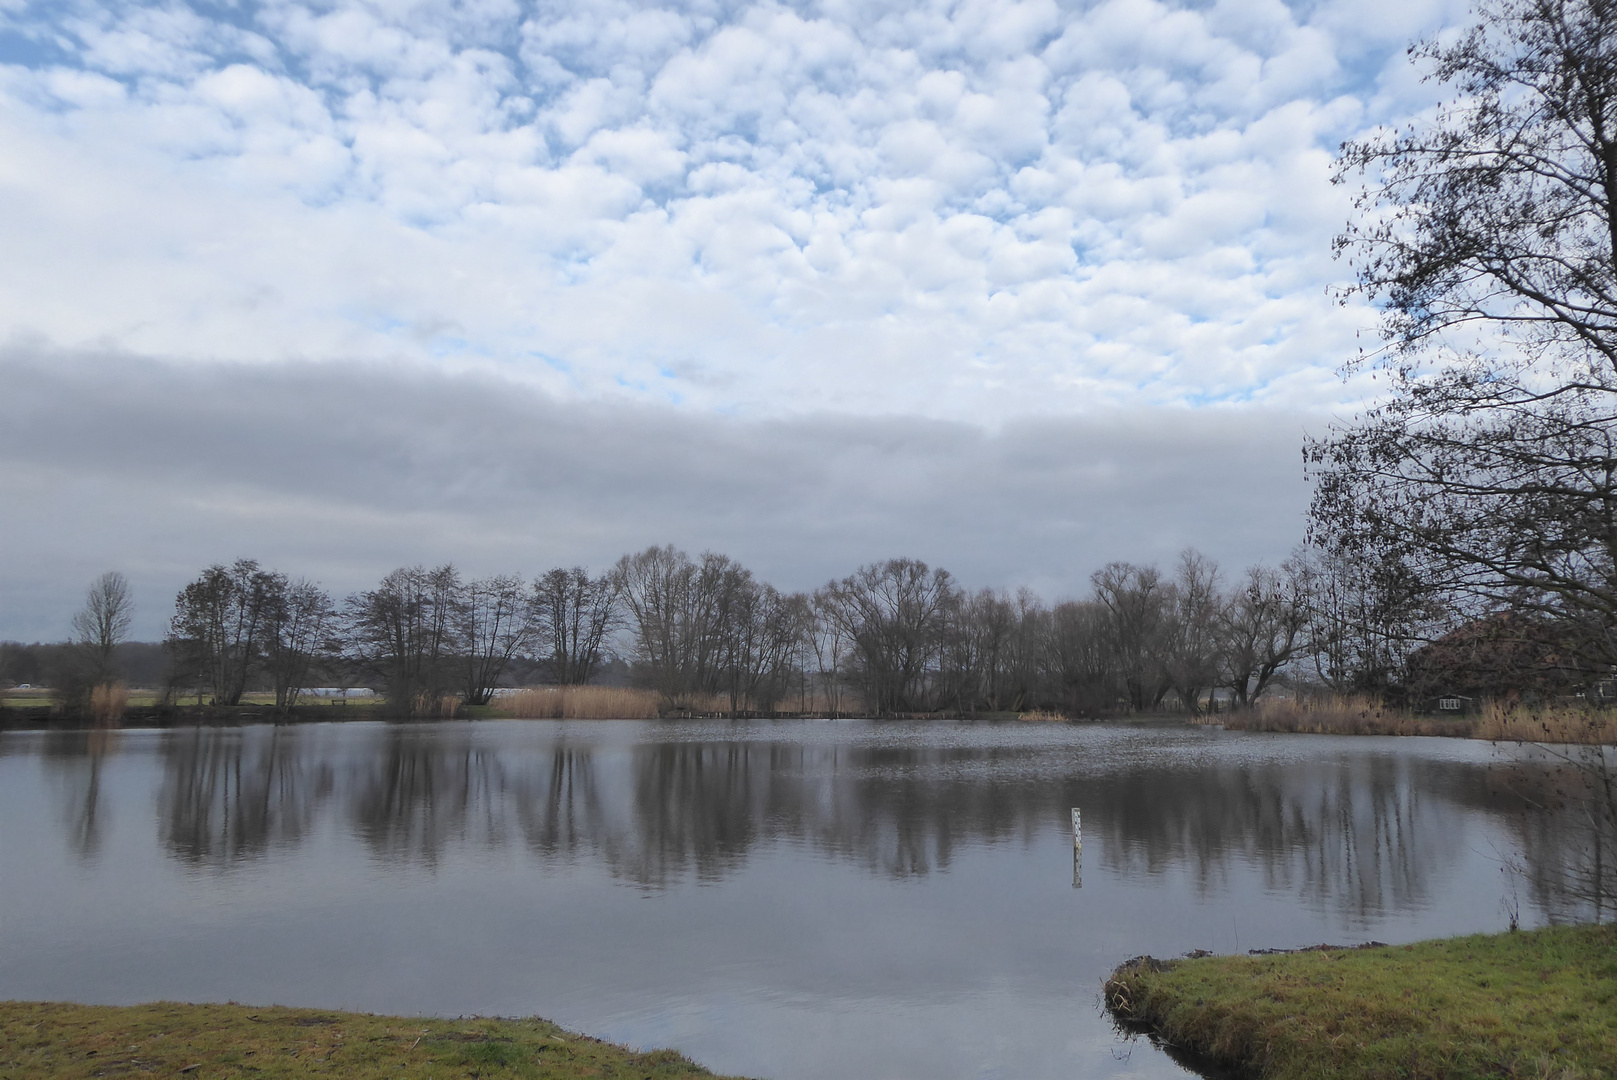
[
  {"left": 809, "top": 588, "right": 855, "bottom": 716},
  {"left": 72, "top": 571, "right": 133, "bottom": 687},
  {"left": 1162, "top": 550, "right": 1224, "bottom": 715},
  {"left": 610, "top": 547, "right": 761, "bottom": 706},
  {"left": 347, "top": 565, "right": 463, "bottom": 713},
  {"left": 262, "top": 578, "right": 336, "bottom": 711},
  {"left": 717, "top": 583, "right": 810, "bottom": 715},
  {"left": 1044, "top": 599, "right": 1117, "bottom": 716},
  {"left": 461, "top": 573, "right": 533, "bottom": 705},
  {"left": 1091, "top": 562, "right": 1169, "bottom": 711},
  {"left": 532, "top": 567, "right": 619, "bottom": 685},
  {"left": 612, "top": 545, "right": 697, "bottom": 702},
  {"left": 1220, "top": 561, "right": 1308, "bottom": 706},
  {"left": 1297, "top": 548, "right": 1434, "bottom": 697},
  {"left": 1316, "top": 0, "right": 1617, "bottom": 672},
  {"left": 169, "top": 560, "right": 277, "bottom": 706},
  {"left": 820, "top": 558, "right": 955, "bottom": 715}
]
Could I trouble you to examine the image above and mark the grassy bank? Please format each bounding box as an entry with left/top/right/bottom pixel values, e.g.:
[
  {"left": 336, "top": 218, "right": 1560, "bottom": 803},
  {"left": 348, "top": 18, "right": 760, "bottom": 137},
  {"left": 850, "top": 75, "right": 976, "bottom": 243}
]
[
  {"left": 0, "top": 1001, "right": 746, "bottom": 1080},
  {"left": 1104, "top": 924, "right": 1617, "bottom": 1080}
]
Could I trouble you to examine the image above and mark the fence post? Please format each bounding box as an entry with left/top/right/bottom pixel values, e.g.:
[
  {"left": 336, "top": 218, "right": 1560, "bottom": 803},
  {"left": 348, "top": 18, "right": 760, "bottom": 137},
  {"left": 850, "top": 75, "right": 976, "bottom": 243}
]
[{"left": 1071, "top": 807, "right": 1082, "bottom": 888}]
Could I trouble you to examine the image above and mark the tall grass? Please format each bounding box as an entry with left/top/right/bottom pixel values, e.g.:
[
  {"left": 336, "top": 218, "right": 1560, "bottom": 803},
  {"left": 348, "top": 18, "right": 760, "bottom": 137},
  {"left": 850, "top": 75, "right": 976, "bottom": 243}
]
[
  {"left": 492, "top": 686, "right": 663, "bottom": 719},
  {"left": 87, "top": 682, "right": 127, "bottom": 725},
  {"left": 409, "top": 692, "right": 461, "bottom": 719},
  {"left": 1206, "top": 695, "right": 1617, "bottom": 744},
  {"left": 1208, "top": 695, "right": 1476, "bottom": 737},
  {"left": 1476, "top": 701, "right": 1616, "bottom": 745}
]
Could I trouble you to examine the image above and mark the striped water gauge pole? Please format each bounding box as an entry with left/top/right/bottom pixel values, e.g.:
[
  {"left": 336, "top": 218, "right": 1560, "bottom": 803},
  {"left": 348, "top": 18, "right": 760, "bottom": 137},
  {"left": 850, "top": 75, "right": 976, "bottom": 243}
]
[{"left": 1071, "top": 807, "right": 1082, "bottom": 889}]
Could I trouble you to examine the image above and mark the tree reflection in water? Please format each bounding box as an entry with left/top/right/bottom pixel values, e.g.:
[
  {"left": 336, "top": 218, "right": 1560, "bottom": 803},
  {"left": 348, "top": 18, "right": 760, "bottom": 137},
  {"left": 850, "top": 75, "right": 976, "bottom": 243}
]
[
  {"left": 41, "top": 727, "right": 119, "bottom": 859},
  {"left": 158, "top": 727, "right": 333, "bottom": 867},
  {"left": 347, "top": 727, "right": 513, "bottom": 865},
  {"left": 1487, "top": 754, "right": 1617, "bottom": 924},
  {"left": 100, "top": 722, "right": 1608, "bottom": 921}
]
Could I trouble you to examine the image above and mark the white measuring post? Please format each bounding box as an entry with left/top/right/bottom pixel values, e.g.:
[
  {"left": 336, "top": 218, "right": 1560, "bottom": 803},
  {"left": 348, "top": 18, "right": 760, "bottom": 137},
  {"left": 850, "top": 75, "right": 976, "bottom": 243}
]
[{"left": 1071, "top": 807, "right": 1082, "bottom": 889}]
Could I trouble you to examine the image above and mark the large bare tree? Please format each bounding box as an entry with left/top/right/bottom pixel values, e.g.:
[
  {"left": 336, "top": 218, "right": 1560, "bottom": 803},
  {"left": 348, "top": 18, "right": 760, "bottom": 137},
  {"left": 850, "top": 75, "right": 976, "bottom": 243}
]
[
  {"left": 820, "top": 558, "right": 955, "bottom": 715},
  {"left": 72, "top": 571, "right": 133, "bottom": 687},
  {"left": 263, "top": 577, "right": 336, "bottom": 711},
  {"left": 347, "top": 565, "right": 463, "bottom": 713},
  {"left": 1161, "top": 550, "right": 1224, "bottom": 715},
  {"left": 460, "top": 573, "right": 533, "bottom": 705},
  {"left": 1314, "top": 0, "right": 1617, "bottom": 670},
  {"left": 1219, "top": 561, "right": 1308, "bottom": 706},
  {"left": 1090, "top": 562, "right": 1169, "bottom": 711},
  {"left": 169, "top": 560, "right": 277, "bottom": 706},
  {"left": 1312, "top": 0, "right": 1617, "bottom": 906},
  {"left": 532, "top": 567, "right": 618, "bottom": 685}
]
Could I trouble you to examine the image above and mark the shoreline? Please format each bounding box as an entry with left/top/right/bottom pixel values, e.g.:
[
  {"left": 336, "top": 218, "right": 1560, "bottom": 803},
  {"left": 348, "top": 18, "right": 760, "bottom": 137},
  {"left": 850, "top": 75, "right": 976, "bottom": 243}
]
[
  {"left": 4, "top": 702, "right": 1610, "bottom": 746},
  {"left": 0, "top": 1000, "right": 746, "bottom": 1079},
  {"left": 0, "top": 705, "right": 1178, "bottom": 731},
  {"left": 1103, "top": 925, "right": 1617, "bottom": 1080}
]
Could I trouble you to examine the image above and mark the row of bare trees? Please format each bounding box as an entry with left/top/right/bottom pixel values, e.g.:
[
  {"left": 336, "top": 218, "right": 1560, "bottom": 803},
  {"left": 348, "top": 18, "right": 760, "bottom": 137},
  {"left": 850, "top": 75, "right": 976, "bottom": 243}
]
[
  {"left": 45, "top": 545, "right": 1414, "bottom": 717},
  {"left": 166, "top": 561, "right": 619, "bottom": 712},
  {"left": 623, "top": 546, "right": 1459, "bottom": 714},
  {"left": 581, "top": 547, "right": 1322, "bottom": 717}
]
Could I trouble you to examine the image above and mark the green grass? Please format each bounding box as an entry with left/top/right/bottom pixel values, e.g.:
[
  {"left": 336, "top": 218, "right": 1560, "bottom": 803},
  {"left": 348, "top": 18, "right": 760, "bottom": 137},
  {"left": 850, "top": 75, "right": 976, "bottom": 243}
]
[
  {"left": 0, "top": 1001, "right": 749, "bottom": 1080},
  {"left": 1105, "top": 924, "right": 1617, "bottom": 1080}
]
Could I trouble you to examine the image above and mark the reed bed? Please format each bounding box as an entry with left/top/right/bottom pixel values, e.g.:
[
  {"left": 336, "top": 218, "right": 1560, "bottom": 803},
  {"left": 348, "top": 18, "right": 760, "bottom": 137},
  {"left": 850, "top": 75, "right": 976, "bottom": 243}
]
[
  {"left": 1207, "top": 695, "right": 1476, "bottom": 738},
  {"left": 493, "top": 686, "right": 663, "bottom": 719},
  {"left": 409, "top": 692, "right": 461, "bottom": 719},
  {"left": 1017, "top": 710, "right": 1068, "bottom": 722},
  {"left": 87, "top": 682, "right": 128, "bottom": 725},
  {"left": 1204, "top": 695, "right": 1617, "bottom": 744},
  {"left": 1475, "top": 701, "right": 1616, "bottom": 745}
]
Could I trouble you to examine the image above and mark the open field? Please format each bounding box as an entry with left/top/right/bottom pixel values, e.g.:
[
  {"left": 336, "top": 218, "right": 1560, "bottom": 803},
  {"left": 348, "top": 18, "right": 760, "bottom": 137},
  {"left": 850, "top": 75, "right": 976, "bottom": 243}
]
[
  {"left": 0, "top": 1001, "right": 744, "bottom": 1080},
  {"left": 1105, "top": 924, "right": 1617, "bottom": 1080}
]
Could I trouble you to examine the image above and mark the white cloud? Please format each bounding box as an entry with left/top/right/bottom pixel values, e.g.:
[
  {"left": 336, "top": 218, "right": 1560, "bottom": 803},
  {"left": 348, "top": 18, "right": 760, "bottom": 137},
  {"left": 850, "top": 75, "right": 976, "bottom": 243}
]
[{"left": 0, "top": 0, "right": 1473, "bottom": 427}]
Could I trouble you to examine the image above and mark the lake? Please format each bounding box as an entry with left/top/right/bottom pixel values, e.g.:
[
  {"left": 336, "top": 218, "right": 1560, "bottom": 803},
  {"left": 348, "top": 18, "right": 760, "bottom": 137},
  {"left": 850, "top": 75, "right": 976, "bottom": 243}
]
[{"left": 0, "top": 719, "right": 1596, "bottom": 1079}]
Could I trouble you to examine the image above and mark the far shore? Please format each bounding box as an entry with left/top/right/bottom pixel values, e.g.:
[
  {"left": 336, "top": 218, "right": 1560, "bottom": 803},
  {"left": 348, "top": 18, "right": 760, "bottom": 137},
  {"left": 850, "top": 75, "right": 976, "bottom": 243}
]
[{"left": 4, "top": 689, "right": 1613, "bottom": 745}]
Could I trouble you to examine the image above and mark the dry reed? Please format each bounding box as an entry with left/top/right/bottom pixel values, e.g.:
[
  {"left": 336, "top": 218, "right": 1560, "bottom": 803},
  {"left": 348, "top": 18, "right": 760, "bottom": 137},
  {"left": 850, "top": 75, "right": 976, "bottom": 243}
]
[
  {"left": 88, "top": 682, "right": 127, "bottom": 725},
  {"left": 1209, "top": 695, "right": 1477, "bottom": 738},
  {"left": 1017, "top": 710, "right": 1068, "bottom": 722},
  {"left": 410, "top": 692, "right": 461, "bottom": 719},
  {"left": 1475, "top": 701, "right": 1616, "bottom": 745},
  {"left": 492, "top": 686, "right": 663, "bottom": 720}
]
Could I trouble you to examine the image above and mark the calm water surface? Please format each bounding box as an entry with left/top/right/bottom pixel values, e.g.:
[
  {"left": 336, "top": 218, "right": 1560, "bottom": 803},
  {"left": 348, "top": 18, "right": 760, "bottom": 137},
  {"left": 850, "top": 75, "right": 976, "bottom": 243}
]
[{"left": 0, "top": 720, "right": 1587, "bottom": 1079}]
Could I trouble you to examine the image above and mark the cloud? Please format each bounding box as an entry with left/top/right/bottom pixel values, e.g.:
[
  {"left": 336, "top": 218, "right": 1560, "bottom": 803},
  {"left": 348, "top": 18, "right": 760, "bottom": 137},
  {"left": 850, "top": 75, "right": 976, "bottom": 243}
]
[
  {"left": 0, "top": 0, "right": 1469, "bottom": 421},
  {"left": 0, "top": 0, "right": 1486, "bottom": 638},
  {"left": 0, "top": 347, "right": 1315, "bottom": 640}
]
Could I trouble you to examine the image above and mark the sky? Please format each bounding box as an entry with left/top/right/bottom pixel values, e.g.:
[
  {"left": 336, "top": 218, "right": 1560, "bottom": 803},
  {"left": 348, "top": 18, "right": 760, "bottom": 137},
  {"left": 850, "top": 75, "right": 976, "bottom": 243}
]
[{"left": 0, "top": 0, "right": 1472, "bottom": 640}]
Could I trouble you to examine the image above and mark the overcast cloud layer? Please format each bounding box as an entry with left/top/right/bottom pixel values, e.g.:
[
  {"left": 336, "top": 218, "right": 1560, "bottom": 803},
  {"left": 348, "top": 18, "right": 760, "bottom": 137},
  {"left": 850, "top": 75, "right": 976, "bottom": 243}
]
[
  {"left": 1, "top": 349, "right": 1312, "bottom": 639},
  {"left": 0, "top": 0, "right": 1473, "bottom": 638}
]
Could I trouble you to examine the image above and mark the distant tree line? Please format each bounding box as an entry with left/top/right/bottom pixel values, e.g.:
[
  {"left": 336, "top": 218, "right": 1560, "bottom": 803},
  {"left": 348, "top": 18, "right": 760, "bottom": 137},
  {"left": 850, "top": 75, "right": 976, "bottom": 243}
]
[{"left": 6, "top": 544, "right": 1491, "bottom": 717}]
